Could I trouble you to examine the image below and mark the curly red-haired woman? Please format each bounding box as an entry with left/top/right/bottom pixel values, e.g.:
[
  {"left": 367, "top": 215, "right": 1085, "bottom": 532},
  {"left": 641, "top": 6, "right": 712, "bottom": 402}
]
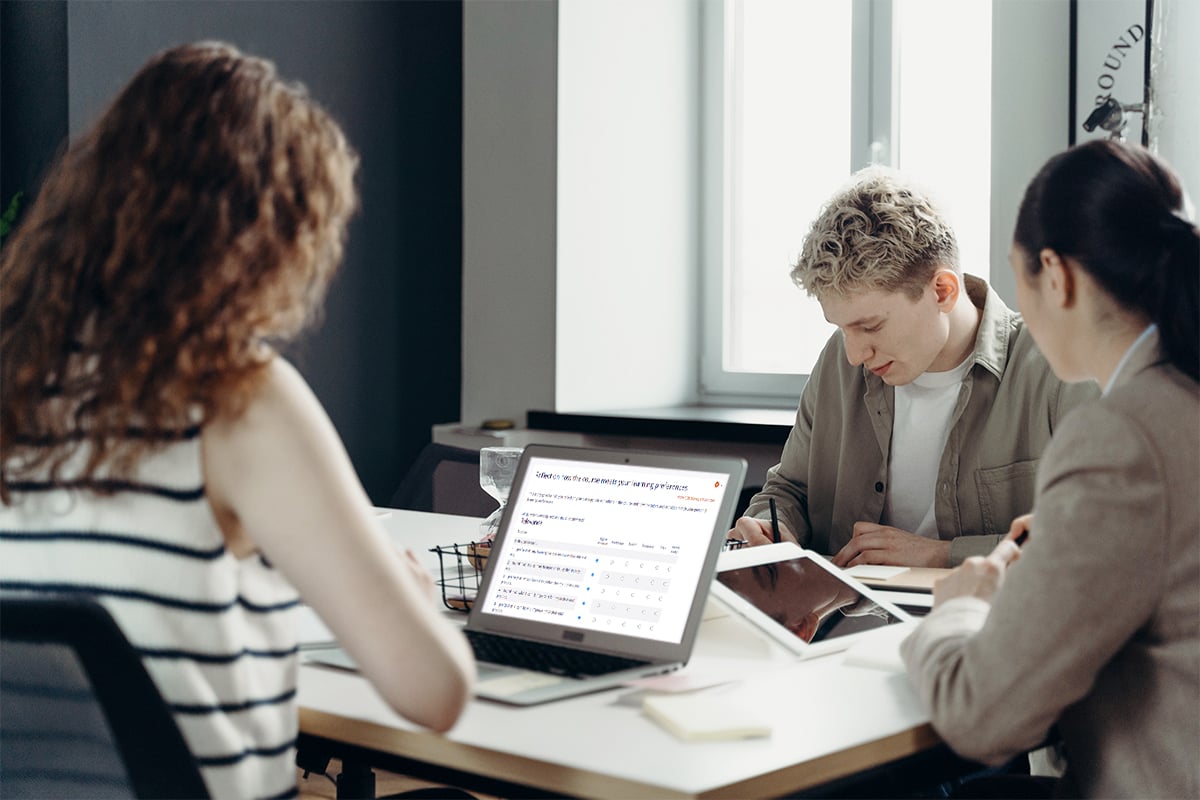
[{"left": 0, "top": 42, "right": 473, "bottom": 799}]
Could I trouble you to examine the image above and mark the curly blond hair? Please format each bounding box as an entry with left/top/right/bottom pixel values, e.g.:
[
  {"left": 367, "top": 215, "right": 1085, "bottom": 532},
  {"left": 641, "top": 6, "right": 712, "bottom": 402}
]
[
  {"left": 791, "top": 167, "right": 959, "bottom": 300},
  {"left": 1, "top": 42, "right": 359, "bottom": 499}
]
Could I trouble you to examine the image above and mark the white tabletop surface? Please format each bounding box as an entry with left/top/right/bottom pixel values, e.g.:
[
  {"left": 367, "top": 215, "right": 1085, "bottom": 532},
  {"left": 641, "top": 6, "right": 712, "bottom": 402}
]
[{"left": 297, "top": 509, "right": 939, "bottom": 799}]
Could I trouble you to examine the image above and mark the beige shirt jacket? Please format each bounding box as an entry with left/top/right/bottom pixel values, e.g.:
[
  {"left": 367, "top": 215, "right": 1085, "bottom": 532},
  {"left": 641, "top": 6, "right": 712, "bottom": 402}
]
[
  {"left": 746, "top": 276, "right": 1096, "bottom": 565},
  {"left": 901, "top": 331, "right": 1200, "bottom": 799}
]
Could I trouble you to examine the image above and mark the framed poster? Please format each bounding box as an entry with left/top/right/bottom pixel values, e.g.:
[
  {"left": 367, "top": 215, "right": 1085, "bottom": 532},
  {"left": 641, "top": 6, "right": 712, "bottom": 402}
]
[{"left": 1070, "top": 0, "right": 1154, "bottom": 145}]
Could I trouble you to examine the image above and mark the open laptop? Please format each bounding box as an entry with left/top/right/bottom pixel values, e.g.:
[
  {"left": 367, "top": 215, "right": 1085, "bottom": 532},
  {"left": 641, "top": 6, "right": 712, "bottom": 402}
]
[
  {"left": 460, "top": 444, "right": 746, "bottom": 705},
  {"left": 305, "top": 444, "right": 745, "bottom": 704}
]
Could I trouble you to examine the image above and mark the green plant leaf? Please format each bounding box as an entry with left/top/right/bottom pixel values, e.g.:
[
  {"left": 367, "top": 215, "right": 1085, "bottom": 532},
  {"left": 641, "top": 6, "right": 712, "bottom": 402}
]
[{"left": 0, "top": 191, "right": 24, "bottom": 240}]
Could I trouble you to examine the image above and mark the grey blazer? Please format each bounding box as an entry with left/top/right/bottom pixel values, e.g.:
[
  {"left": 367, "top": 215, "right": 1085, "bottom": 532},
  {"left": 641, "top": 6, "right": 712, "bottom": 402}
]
[{"left": 901, "top": 329, "right": 1200, "bottom": 799}]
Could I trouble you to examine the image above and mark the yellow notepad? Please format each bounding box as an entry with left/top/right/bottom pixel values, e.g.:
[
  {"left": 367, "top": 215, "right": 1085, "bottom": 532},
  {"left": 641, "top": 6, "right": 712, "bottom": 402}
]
[{"left": 642, "top": 693, "right": 771, "bottom": 742}]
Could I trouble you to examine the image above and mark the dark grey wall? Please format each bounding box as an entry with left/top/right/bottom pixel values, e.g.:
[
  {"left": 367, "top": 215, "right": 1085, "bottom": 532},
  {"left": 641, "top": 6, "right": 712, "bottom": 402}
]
[
  {"left": 1, "top": 0, "right": 463, "bottom": 503},
  {"left": 1, "top": 1, "right": 68, "bottom": 211}
]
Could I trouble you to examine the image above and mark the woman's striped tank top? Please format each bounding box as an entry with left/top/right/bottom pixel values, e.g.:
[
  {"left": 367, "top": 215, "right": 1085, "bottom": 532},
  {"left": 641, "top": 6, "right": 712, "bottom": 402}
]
[{"left": 1, "top": 428, "right": 303, "bottom": 799}]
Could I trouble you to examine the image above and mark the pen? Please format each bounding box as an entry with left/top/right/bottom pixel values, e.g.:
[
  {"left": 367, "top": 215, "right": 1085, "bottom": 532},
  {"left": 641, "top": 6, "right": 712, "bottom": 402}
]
[
  {"left": 769, "top": 498, "right": 781, "bottom": 544},
  {"left": 1014, "top": 529, "right": 1030, "bottom": 547}
]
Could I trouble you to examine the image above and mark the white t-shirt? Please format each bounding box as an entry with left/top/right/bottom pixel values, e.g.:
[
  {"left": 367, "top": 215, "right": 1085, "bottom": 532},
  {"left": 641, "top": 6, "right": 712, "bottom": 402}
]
[{"left": 883, "top": 355, "right": 973, "bottom": 538}]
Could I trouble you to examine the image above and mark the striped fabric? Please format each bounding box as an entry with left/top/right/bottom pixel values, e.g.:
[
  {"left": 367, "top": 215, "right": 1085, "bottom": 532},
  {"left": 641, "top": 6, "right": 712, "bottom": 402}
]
[{"left": 1, "top": 430, "right": 302, "bottom": 800}]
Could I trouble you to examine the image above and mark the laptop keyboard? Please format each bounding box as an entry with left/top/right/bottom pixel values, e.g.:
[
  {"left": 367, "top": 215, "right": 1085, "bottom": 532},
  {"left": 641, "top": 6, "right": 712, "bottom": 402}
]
[{"left": 465, "top": 630, "right": 650, "bottom": 678}]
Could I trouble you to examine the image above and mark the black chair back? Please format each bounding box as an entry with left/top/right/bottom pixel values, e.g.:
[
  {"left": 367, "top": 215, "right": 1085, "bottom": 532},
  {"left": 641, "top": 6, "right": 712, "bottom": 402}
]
[
  {"left": 389, "top": 443, "right": 496, "bottom": 517},
  {"left": 0, "top": 595, "right": 209, "bottom": 799}
]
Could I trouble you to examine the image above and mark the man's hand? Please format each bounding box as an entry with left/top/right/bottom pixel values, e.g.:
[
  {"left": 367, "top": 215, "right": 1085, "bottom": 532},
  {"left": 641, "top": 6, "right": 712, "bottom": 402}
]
[
  {"left": 931, "top": 537, "right": 1021, "bottom": 607},
  {"left": 727, "top": 516, "right": 795, "bottom": 548},
  {"left": 831, "top": 522, "right": 951, "bottom": 568}
]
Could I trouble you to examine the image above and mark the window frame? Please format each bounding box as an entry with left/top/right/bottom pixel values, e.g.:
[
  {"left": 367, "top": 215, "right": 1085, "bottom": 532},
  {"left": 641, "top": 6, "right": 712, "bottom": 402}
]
[{"left": 698, "top": 0, "right": 896, "bottom": 405}]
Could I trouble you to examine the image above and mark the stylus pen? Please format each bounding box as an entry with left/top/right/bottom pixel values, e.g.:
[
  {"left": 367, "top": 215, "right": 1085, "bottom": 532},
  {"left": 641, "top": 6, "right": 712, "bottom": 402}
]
[{"left": 769, "top": 497, "right": 781, "bottom": 544}]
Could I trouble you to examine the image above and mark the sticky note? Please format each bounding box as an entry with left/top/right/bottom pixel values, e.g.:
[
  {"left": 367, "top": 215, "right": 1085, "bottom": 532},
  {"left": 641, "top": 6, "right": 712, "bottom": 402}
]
[{"left": 642, "top": 692, "right": 771, "bottom": 741}]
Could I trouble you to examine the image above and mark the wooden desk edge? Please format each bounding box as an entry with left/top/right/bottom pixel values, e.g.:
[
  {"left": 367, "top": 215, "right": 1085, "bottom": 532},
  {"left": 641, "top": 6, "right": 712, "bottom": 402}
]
[
  {"left": 299, "top": 707, "right": 941, "bottom": 800},
  {"left": 299, "top": 707, "right": 692, "bottom": 799},
  {"left": 701, "top": 723, "right": 943, "bottom": 799}
]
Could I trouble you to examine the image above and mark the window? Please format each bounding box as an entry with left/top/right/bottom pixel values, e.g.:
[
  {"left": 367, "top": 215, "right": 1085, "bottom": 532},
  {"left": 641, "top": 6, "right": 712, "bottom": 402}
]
[{"left": 701, "top": 0, "right": 992, "bottom": 404}]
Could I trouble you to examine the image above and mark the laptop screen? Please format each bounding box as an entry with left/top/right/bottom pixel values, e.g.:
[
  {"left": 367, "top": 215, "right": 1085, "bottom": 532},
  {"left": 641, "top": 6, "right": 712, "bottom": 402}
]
[{"left": 477, "top": 451, "right": 737, "bottom": 645}]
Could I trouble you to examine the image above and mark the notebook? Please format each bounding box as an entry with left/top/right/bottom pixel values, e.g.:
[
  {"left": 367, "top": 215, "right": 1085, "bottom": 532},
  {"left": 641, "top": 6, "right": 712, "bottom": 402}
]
[
  {"left": 710, "top": 542, "right": 914, "bottom": 659},
  {"left": 462, "top": 444, "right": 747, "bottom": 705}
]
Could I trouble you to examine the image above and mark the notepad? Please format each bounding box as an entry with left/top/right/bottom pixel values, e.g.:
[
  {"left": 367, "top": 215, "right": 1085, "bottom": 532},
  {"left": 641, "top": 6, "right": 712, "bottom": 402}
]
[
  {"left": 844, "top": 564, "right": 910, "bottom": 580},
  {"left": 642, "top": 693, "right": 771, "bottom": 742}
]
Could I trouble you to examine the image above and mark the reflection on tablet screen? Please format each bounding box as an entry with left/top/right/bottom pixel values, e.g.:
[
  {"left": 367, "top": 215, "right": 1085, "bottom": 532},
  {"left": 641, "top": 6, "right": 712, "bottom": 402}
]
[{"left": 716, "top": 557, "right": 905, "bottom": 644}]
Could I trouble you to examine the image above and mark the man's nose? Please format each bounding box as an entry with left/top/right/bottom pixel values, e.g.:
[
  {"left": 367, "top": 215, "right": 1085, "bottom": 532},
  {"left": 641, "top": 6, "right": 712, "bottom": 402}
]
[{"left": 845, "top": 337, "right": 872, "bottom": 366}]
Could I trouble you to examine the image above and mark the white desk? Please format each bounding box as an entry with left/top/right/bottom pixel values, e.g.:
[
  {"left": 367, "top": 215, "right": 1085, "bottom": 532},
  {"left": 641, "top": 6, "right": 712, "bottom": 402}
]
[{"left": 297, "top": 510, "right": 947, "bottom": 799}]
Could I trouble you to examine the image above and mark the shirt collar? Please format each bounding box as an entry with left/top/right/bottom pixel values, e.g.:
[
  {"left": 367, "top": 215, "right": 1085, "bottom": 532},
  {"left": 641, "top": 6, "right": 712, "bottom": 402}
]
[
  {"left": 1104, "top": 324, "right": 1159, "bottom": 395},
  {"left": 965, "top": 274, "right": 1015, "bottom": 381}
]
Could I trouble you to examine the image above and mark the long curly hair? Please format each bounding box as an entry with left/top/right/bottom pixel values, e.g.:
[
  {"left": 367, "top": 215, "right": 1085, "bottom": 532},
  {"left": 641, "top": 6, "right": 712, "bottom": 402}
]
[{"left": 1, "top": 41, "right": 359, "bottom": 499}]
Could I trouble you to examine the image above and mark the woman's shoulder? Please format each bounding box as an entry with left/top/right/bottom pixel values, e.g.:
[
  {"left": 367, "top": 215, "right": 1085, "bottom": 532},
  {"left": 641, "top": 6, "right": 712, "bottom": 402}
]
[
  {"left": 1106, "top": 362, "right": 1198, "bottom": 416},
  {"left": 1050, "top": 365, "right": 1197, "bottom": 479},
  {"left": 212, "top": 356, "right": 315, "bottom": 424},
  {"left": 1103, "top": 364, "right": 1199, "bottom": 445},
  {"left": 202, "top": 355, "right": 333, "bottom": 465},
  {"left": 248, "top": 354, "right": 309, "bottom": 401},
  {"left": 200, "top": 354, "right": 360, "bottom": 531}
]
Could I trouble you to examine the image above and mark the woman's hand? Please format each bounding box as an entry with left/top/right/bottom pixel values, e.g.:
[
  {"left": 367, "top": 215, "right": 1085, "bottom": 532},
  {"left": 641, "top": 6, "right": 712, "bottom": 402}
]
[
  {"left": 1006, "top": 513, "right": 1034, "bottom": 545},
  {"left": 932, "top": 537, "right": 1022, "bottom": 608}
]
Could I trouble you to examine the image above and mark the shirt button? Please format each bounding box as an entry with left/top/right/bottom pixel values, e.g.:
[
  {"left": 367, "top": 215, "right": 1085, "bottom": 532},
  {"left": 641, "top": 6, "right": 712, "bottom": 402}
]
[{"left": 875, "top": 482, "right": 884, "bottom": 493}]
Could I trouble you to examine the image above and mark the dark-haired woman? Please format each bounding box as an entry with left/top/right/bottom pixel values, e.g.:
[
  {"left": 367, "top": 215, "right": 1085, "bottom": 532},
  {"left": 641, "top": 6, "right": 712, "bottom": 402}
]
[
  {"left": 0, "top": 43, "right": 473, "bottom": 798},
  {"left": 901, "top": 139, "right": 1199, "bottom": 798}
]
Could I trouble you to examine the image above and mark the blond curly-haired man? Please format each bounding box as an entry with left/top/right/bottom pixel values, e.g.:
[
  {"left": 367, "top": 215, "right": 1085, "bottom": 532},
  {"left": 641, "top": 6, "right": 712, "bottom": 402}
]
[{"left": 730, "top": 168, "right": 1096, "bottom": 568}]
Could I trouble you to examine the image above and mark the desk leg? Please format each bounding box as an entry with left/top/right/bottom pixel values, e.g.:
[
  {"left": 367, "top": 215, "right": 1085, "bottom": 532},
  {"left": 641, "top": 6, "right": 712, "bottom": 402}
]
[{"left": 336, "top": 761, "right": 376, "bottom": 799}]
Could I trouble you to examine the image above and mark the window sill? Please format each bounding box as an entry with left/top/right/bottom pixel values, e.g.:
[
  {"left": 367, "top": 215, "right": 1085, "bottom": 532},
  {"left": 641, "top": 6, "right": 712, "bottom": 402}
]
[{"left": 525, "top": 405, "right": 795, "bottom": 446}]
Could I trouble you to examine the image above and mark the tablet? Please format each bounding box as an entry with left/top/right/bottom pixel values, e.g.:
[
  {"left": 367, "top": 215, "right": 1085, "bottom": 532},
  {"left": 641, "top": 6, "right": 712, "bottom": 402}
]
[{"left": 711, "top": 542, "right": 913, "bottom": 657}]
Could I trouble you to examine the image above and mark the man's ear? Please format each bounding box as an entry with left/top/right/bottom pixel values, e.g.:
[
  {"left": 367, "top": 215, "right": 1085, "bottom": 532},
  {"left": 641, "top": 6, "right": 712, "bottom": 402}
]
[
  {"left": 1038, "top": 248, "right": 1076, "bottom": 308},
  {"left": 930, "top": 268, "right": 961, "bottom": 310}
]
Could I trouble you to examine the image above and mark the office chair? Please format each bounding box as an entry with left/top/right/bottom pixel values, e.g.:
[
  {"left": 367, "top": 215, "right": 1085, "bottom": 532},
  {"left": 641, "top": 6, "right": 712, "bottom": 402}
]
[
  {"left": 0, "top": 595, "right": 209, "bottom": 799},
  {"left": 388, "top": 443, "right": 496, "bottom": 518}
]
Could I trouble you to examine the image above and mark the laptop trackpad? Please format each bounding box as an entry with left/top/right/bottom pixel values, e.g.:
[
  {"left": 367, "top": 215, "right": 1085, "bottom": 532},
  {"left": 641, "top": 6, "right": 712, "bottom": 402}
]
[{"left": 476, "top": 666, "right": 567, "bottom": 697}]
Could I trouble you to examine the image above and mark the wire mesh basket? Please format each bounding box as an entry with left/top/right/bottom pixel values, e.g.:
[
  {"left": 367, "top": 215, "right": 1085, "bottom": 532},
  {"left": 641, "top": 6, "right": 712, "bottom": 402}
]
[
  {"left": 429, "top": 541, "right": 491, "bottom": 612},
  {"left": 431, "top": 536, "right": 750, "bottom": 613}
]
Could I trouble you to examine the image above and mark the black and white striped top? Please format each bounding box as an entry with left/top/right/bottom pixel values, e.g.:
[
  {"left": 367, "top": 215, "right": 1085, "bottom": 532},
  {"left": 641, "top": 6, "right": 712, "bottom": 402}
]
[{"left": 1, "top": 428, "right": 302, "bottom": 800}]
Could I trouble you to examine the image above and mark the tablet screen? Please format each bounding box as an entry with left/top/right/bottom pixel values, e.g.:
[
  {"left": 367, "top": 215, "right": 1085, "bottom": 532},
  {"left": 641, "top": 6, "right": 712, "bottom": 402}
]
[{"left": 716, "top": 556, "right": 906, "bottom": 645}]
